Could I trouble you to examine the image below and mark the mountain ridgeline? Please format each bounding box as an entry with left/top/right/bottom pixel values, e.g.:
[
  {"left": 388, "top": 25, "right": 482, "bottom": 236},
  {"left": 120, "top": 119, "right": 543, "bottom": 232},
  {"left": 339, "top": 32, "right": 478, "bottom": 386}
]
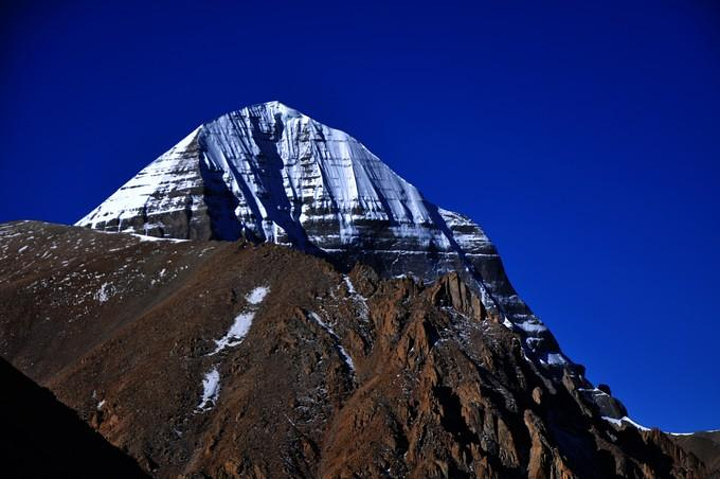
[
  {"left": 0, "top": 102, "right": 714, "bottom": 478},
  {"left": 76, "top": 101, "right": 569, "bottom": 374}
]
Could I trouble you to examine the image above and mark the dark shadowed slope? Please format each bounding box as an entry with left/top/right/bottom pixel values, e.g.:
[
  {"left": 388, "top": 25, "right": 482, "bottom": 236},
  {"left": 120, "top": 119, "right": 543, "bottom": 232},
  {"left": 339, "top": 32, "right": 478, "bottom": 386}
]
[{"left": 0, "top": 356, "right": 148, "bottom": 479}]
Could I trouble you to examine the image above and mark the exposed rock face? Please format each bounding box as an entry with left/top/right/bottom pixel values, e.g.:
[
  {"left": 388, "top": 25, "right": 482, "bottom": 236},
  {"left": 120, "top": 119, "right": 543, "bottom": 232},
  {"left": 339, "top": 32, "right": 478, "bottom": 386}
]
[
  {"left": 75, "top": 101, "right": 569, "bottom": 376},
  {"left": 0, "top": 221, "right": 710, "bottom": 478},
  {"left": 671, "top": 431, "right": 720, "bottom": 478}
]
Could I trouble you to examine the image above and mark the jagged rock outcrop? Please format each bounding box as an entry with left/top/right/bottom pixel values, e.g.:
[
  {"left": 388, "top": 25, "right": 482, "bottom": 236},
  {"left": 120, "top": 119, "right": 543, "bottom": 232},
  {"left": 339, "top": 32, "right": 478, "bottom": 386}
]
[
  {"left": 0, "top": 221, "right": 710, "bottom": 478},
  {"left": 671, "top": 431, "right": 720, "bottom": 478}
]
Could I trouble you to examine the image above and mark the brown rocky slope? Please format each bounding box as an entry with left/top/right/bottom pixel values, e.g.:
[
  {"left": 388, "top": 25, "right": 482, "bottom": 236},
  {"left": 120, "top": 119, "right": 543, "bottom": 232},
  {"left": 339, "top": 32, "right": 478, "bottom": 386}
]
[
  {"left": 671, "top": 431, "right": 720, "bottom": 479},
  {"left": 0, "top": 220, "right": 710, "bottom": 478}
]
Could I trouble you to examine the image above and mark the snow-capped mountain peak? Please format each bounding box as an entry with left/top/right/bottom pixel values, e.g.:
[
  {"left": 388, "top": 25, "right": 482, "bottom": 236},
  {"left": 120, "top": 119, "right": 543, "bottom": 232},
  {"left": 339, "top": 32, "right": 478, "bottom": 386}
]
[{"left": 76, "top": 101, "right": 571, "bottom": 373}]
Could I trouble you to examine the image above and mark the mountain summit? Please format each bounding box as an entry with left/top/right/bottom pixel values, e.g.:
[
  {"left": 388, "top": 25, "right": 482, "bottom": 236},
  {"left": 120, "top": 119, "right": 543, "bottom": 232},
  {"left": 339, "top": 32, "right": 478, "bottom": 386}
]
[
  {"left": 76, "top": 101, "right": 568, "bottom": 371},
  {"left": 77, "top": 100, "right": 442, "bottom": 251},
  {"left": 76, "top": 100, "right": 494, "bottom": 280},
  {"left": 0, "top": 102, "right": 713, "bottom": 477}
]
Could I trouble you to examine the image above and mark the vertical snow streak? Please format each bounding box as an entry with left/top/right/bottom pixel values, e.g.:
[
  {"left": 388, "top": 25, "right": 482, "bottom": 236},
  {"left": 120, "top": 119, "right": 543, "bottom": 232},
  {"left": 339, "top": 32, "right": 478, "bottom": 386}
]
[{"left": 197, "top": 286, "right": 270, "bottom": 412}]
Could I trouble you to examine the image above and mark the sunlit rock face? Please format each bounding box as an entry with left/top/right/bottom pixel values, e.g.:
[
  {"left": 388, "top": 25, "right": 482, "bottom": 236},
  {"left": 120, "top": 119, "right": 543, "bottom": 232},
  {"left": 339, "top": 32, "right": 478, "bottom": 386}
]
[
  {"left": 77, "top": 101, "right": 564, "bottom": 367},
  {"left": 0, "top": 221, "right": 705, "bottom": 478},
  {"left": 0, "top": 101, "right": 706, "bottom": 479},
  {"left": 78, "top": 102, "right": 484, "bottom": 263}
]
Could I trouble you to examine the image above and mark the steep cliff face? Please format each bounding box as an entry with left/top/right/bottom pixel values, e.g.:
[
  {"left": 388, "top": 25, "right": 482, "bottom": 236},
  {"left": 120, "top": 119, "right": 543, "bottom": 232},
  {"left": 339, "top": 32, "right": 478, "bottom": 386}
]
[
  {"left": 0, "top": 221, "right": 708, "bottom": 478},
  {"left": 75, "top": 101, "right": 567, "bottom": 374}
]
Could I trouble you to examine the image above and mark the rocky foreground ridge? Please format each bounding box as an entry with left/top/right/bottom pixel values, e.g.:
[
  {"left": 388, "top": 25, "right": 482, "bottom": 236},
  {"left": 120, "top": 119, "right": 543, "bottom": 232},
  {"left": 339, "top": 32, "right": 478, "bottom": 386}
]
[
  {"left": 1, "top": 102, "right": 716, "bottom": 478},
  {"left": 0, "top": 220, "right": 713, "bottom": 478}
]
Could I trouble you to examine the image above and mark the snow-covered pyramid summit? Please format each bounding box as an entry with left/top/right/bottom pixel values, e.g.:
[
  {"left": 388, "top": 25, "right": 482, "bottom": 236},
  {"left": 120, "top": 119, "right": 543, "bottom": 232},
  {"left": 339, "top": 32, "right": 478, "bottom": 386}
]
[
  {"left": 77, "top": 101, "right": 570, "bottom": 370},
  {"left": 78, "top": 101, "right": 484, "bottom": 256}
]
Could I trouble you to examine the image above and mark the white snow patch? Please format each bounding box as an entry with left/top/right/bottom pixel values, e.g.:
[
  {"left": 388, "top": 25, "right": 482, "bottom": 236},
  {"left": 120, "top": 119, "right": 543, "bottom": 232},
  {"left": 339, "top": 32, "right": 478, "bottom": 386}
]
[
  {"left": 94, "top": 282, "right": 114, "bottom": 303},
  {"left": 196, "top": 367, "right": 221, "bottom": 411},
  {"left": 515, "top": 320, "right": 548, "bottom": 334},
  {"left": 308, "top": 311, "right": 356, "bottom": 373},
  {"left": 337, "top": 345, "right": 355, "bottom": 371},
  {"left": 602, "top": 416, "right": 623, "bottom": 427},
  {"left": 246, "top": 286, "right": 269, "bottom": 305},
  {"left": 210, "top": 312, "right": 254, "bottom": 355},
  {"left": 18, "top": 245, "right": 29, "bottom": 254},
  {"left": 341, "top": 276, "right": 369, "bottom": 319},
  {"left": 622, "top": 416, "right": 651, "bottom": 431},
  {"left": 541, "top": 352, "right": 568, "bottom": 366},
  {"left": 602, "top": 416, "right": 651, "bottom": 432},
  {"left": 578, "top": 387, "right": 610, "bottom": 397},
  {"left": 343, "top": 276, "right": 357, "bottom": 295},
  {"left": 131, "top": 233, "right": 188, "bottom": 243},
  {"left": 208, "top": 286, "right": 269, "bottom": 355},
  {"left": 667, "top": 429, "right": 720, "bottom": 436},
  {"left": 308, "top": 311, "right": 331, "bottom": 331}
]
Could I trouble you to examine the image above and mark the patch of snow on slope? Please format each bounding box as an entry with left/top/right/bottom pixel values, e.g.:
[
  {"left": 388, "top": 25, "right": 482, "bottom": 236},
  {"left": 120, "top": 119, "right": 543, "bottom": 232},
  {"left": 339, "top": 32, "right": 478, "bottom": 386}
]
[
  {"left": 246, "top": 286, "right": 269, "bottom": 305},
  {"left": 667, "top": 428, "right": 720, "bottom": 436},
  {"left": 211, "top": 313, "right": 254, "bottom": 354},
  {"left": 337, "top": 345, "right": 355, "bottom": 372},
  {"left": 515, "top": 320, "right": 548, "bottom": 334},
  {"left": 540, "top": 352, "right": 568, "bottom": 367},
  {"left": 308, "top": 311, "right": 356, "bottom": 373},
  {"left": 196, "top": 367, "right": 221, "bottom": 411},
  {"left": 602, "top": 416, "right": 651, "bottom": 432},
  {"left": 343, "top": 276, "right": 358, "bottom": 295},
  {"left": 308, "top": 311, "right": 331, "bottom": 331},
  {"left": 209, "top": 286, "right": 269, "bottom": 355},
  {"left": 622, "top": 416, "right": 651, "bottom": 431},
  {"left": 130, "top": 233, "right": 188, "bottom": 243},
  {"left": 94, "top": 282, "right": 114, "bottom": 303},
  {"left": 198, "top": 286, "right": 271, "bottom": 411},
  {"left": 341, "top": 275, "right": 369, "bottom": 319},
  {"left": 602, "top": 416, "right": 623, "bottom": 427}
]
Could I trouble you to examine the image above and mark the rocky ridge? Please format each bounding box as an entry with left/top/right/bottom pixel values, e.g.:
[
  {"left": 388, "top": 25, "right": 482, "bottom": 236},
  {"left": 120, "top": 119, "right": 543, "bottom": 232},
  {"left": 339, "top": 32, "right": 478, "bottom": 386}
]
[
  {"left": 75, "top": 101, "right": 575, "bottom": 384},
  {"left": 0, "top": 220, "right": 710, "bottom": 478},
  {"left": 3, "top": 102, "right": 715, "bottom": 477}
]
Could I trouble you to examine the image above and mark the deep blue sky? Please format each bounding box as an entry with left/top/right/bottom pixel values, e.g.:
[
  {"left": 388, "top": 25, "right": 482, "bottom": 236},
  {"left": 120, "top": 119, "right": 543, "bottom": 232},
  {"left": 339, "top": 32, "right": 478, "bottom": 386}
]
[{"left": 2, "top": 0, "right": 718, "bottom": 432}]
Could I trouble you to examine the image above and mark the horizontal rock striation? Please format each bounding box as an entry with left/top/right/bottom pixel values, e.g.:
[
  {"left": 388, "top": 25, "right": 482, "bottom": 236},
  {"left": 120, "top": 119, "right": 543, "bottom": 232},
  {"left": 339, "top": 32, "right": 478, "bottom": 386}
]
[{"left": 76, "top": 101, "right": 566, "bottom": 371}]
